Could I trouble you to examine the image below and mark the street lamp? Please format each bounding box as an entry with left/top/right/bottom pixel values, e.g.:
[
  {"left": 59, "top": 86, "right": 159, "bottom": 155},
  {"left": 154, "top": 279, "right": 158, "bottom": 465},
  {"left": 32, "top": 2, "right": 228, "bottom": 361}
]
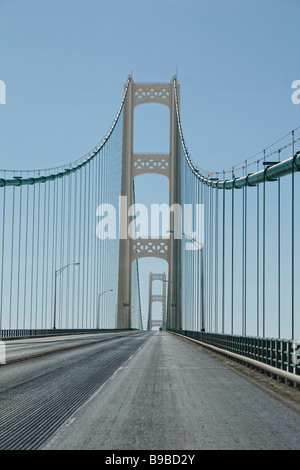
[
  {"left": 97, "top": 289, "right": 113, "bottom": 329},
  {"left": 53, "top": 262, "right": 80, "bottom": 329}
]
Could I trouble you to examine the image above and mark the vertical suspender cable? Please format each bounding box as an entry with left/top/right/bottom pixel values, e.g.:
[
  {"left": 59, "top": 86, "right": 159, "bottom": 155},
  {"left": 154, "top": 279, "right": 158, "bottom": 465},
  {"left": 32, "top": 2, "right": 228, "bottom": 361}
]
[
  {"left": 23, "top": 184, "right": 29, "bottom": 329},
  {"left": 0, "top": 185, "right": 6, "bottom": 331},
  {"left": 193, "top": 176, "right": 196, "bottom": 330},
  {"left": 16, "top": 185, "right": 22, "bottom": 329},
  {"left": 222, "top": 171, "right": 225, "bottom": 334},
  {"left": 197, "top": 178, "right": 200, "bottom": 331},
  {"left": 263, "top": 150, "right": 266, "bottom": 337},
  {"left": 72, "top": 171, "right": 77, "bottom": 329},
  {"left": 106, "top": 141, "right": 109, "bottom": 327},
  {"left": 30, "top": 181, "right": 36, "bottom": 330},
  {"left": 45, "top": 180, "right": 50, "bottom": 329},
  {"left": 242, "top": 166, "right": 245, "bottom": 335},
  {"left": 35, "top": 182, "right": 41, "bottom": 328},
  {"left": 86, "top": 163, "right": 91, "bottom": 327},
  {"left": 231, "top": 170, "right": 234, "bottom": 334},
  {"left": 66, "top": 175, "right": 71, "bottom": 328},
  {"left": 41, "top": 181, "right": 47, "bottom": 328},
  {"left": 244, "top": 160, "right": 247, "bottom": 335},
  {"left": 92, "top": 157, "right": 96, "bottom": 328},
  {"left": 215, "top": 181, "right": 218, "bottom": 333},
  {"left": 54, "top": 178, "right": 59, "bottom": 329},
  {"left": 205, "top": 184, "right": 207, "bottom": 330},
  {"left": 94, "top": 152, "right": 99, "bottom": 328},
  {"left": 60, "top": 176, "right": 66, "bottom": 328},
  {"left": 99, "top": 149, "right": 103, "bottom": 329},
  {"left": 210, "top": 186, "right": 213, "bottom": 331},
  {"left": 201, "top": 180, "right": 205, "bottom": 332},
  {"left": 291, "top": 130, "right": 295, "bottom": 340},
  {"left": 82, "top": 166, "right": 87, "bottom": 328},
  {"left": 256, "top": 161, "right": 260, "bottom": 337},
  {"left": 9, "top": 184, "right": 15, "bottom": 329},
  {"left": 95, "top": 151, "right": 100, "bottom": 329},
  {"left": 278, "top": 150, "right": 281, "bottom": 338},
  {"left": 208, "top": 183, "right": 210, "bottom": 331},
  {"left": 77, "top": 168, "right": 82, "bottom": 329}
]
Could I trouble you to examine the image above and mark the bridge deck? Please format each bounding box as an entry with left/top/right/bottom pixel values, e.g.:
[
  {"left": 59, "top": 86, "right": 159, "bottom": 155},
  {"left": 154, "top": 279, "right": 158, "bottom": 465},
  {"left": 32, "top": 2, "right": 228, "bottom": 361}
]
[{"left": 43, "top": 331, "right": 300, "bottom": 450}]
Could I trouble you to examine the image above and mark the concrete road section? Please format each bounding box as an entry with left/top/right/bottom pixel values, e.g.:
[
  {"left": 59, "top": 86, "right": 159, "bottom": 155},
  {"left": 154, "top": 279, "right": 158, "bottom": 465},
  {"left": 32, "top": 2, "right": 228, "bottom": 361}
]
[{"left": 42, "top": 331, "right": 300, "bottom": 450}]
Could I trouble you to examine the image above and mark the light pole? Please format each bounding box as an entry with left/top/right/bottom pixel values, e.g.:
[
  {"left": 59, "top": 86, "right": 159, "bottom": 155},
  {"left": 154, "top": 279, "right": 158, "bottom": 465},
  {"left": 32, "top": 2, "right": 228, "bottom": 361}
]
[
  {"left": 97, "top": 289, "right": 113, "bottom": 329},
  {"left": 53, "top": 262, "right": 79, "bottom": 330}
]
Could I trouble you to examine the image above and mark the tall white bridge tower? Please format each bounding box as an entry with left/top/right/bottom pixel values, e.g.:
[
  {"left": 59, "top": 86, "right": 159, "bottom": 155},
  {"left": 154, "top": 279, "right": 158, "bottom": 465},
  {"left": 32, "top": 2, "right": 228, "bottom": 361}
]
[{"left": 117, "top": 78, "right": 182, "bottom": 330}]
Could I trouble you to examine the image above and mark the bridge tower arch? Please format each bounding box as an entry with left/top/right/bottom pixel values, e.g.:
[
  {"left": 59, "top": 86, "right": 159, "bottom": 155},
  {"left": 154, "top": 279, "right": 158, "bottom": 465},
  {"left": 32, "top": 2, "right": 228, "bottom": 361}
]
[
  {"left": 117, "top": 77, "right": 182, "bottom": 330},
  {"left": 147, "top": 272, "right": 167, "bottom": 331}
]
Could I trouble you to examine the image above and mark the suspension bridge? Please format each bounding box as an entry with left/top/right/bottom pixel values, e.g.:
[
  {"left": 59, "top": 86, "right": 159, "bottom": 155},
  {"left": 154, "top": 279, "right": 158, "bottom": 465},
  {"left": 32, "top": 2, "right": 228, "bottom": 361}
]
[{"left": 0, "top": 76, "right": 299, "bottom": 451}]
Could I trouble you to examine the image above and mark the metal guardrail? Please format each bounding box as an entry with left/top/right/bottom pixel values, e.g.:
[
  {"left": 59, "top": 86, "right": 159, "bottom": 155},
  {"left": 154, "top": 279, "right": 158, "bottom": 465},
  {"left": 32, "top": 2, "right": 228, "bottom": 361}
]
[
  {"left": 0, "top": 328, "right": 135, "bottom": 339},
  {"left": 170, "top": 329, "right": 300, "bottom": 386}
]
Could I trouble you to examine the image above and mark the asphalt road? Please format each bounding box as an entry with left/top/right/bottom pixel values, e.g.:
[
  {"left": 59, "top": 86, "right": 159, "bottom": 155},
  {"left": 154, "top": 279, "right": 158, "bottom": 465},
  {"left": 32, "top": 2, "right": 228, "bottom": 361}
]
[
  {"left": 1, "top": 330, "right": 140, "bottom": 363},
  {"left": 1, "top": 330, "right": 299, "bottom": 450},
  {"left": 0, "top": 330, "right": 152, "bottom": 449},
  {"left": 43, "top": 331, "right": 300, "bottom": 451}
]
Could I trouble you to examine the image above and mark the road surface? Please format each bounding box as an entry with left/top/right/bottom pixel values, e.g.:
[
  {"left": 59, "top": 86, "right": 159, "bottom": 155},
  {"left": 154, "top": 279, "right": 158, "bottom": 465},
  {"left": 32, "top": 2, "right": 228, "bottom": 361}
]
[
  {"left": 0, "top": 330, "right": 152, "bottom": 449},
  {"left": 41, "top": 331, "right": 300, "bottom": 450}
]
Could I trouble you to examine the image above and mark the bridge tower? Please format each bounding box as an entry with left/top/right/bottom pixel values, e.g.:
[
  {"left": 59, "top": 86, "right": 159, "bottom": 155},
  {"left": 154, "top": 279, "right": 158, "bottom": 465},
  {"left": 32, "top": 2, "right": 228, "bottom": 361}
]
[
  {"left": 117, "top": 77, "right": 182, "bottom": 330},
  {"left": 147, "top": 273, "right": 167, "bottom": 330}
]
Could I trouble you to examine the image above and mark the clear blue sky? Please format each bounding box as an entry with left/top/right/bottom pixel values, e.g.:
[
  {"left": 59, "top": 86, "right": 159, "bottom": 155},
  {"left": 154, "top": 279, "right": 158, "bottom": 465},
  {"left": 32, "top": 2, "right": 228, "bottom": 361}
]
[
  {"left": 1, "top": 0, "right": 299, "bottom": 172},
  {"left": 0, "top": 0, "right": 299, "bottom": 331}
]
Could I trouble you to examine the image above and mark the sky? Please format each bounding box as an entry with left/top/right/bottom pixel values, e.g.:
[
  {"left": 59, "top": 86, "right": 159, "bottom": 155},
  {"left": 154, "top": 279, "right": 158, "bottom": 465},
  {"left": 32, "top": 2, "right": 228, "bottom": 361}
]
[{"left": 0, "top": 0, "right": 299, "bottom": 331}]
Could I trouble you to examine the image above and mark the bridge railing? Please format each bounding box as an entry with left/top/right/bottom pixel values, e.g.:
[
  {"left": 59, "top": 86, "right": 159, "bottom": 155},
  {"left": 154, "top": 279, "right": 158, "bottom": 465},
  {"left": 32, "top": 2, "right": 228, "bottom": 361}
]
[
  {"left": 0, "top": 328, "right": 136, "bottom": 339},
  {"left": 170, "top": 329, "right": 300, "bottom": 382}
]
